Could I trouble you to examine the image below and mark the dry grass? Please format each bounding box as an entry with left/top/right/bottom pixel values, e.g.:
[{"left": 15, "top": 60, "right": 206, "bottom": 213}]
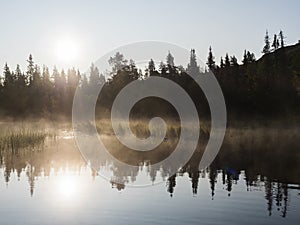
[
  {"left": 95, "top": 119, "right": 210, "bottom": 139},
  {"left": 0, "top": 126, "right": 50, "bottom": 152}
]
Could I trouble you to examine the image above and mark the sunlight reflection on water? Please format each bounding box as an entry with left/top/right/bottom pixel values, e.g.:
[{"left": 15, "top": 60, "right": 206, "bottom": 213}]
[{"left": 0, "top": 125, "right": 299, "bottom": 224}]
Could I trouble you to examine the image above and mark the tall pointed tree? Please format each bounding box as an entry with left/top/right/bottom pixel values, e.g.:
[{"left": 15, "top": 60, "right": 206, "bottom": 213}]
[
  {"left": 159, "top": 61, "right": 167, "bottom": 75},
  {"left": 147, "top": 59, "right": 156, "bottom": 76},
  {"left": 278, "top": 30, "right": 285, "bottom": 48},
  {"left": 220, "top": 57, "right": 225, "bottom": 68},
  {"left": 187, "top": 49, "right": 200, "bottom": 76},
  {"left": 242, "top": 50, "right": 248, "bottom": 65},
  {"left": 3, "top": 63, "right": 14, "bottom": 87},
  {"left": 262, "top": 30, "right": 271, "bottom": 54},
  {"left": 166, "top": 51, "right": 175, "bottom": 67},
  {"left": 247, "top": 51, "right": 255, "bottom": 62},
  {"left": 15, "top": 64, "right": 26, "bottom": 88},
  {"left": 166, "top": 51, "right": 175, "bottom": 74},
  {"left": 225, "top": 53, "right": 230, "bottom": 68},
  {"left": 272, "top": 34, "right": 279, "bottom": 51},
  {"left": 26, "top": 54, "right": 34, "bottom": 85},
  {"left": 206, "top": 46, "right": 216, "bottom": 71}
]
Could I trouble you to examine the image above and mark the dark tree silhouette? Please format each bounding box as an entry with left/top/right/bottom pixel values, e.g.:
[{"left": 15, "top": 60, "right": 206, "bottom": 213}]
[
  {"left": 0, "top": 31, "right": 299, "bottom": 118},
  {"left": 262, "top": 30, "right": 271, "bottom": 54},
  {"left": 225, "top": 53, "right": 230, "bottom": 68},
  {"left": 26, "top": 54, "right": 34, "bottom": 85},
  {"left": 279, "top": 30, "right": 285, "bottom": 48},
  {"left": 167, "top": 175, "right": 176, "bottom": 197},
  {"left": 147, "top": 59, "right": 156, "bottom": 76},
  {"left": 242, "top": 50, "right": 256, "bottom": 65},
  {"left": 272, "top": 34, "right": 279, "bottom": 51},
  {"left": 220, "top": 57, "right": 225, "bottom": 68},
  {"left": 206, "top": 46, "right": 216, "bottom": 71},
  {"left": 230, "top": 56, "right": 238, "bottom": 66}
]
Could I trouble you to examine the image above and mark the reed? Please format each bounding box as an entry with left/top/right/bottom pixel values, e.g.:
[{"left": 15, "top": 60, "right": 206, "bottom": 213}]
[
  {"left": 95, "top": 119, "right": 210, "bottom": 139},
  {"left": 0, "top": 127, "right": 48, "bottom": 151}
]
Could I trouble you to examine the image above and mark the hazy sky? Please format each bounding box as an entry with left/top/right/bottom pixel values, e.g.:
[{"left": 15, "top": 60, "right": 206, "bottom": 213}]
[{"left": 0, "top": 0, "right": 299, "bottom": 73}]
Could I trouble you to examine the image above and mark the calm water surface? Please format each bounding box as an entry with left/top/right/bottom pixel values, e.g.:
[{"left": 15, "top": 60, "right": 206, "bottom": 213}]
[{"left": 0, "top": 124, "right": 299, "bottom": 225}]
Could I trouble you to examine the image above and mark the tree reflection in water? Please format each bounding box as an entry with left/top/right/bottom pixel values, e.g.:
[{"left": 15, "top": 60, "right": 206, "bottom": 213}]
[{"left": 0, "top": 125, "right": 299, "bottom": 218}]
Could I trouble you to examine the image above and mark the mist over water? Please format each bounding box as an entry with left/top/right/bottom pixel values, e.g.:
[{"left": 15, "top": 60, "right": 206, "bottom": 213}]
[{"left": 0, "top": 119, "right": 299, "bottom": 224}]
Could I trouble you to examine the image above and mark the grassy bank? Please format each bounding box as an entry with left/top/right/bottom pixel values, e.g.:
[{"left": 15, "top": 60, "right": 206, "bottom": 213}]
[
  {"left": 0, "top": 125, "right": 50, "bottom": 152},
  {"left": 95, "top": 119, "right": 210, "bottom": 139}
]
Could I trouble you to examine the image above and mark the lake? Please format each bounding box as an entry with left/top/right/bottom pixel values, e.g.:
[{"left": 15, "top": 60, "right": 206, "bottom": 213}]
[{"left": 0, "top": 121, "right": 299, "bottom": 225}]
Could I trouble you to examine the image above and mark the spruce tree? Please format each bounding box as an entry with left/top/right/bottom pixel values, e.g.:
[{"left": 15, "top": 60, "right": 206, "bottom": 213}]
[
  {"left": 148, "top": 59, "right": 156, "bottom": 76},
  {"left": 279, "top": 30, "right": 285, "bottom": 48},
  {"left": 166, "top": 51, "right": 174, "bottom": 67},
  {"left": 225, "top": 53, "right": 230, "bottom": 68},
  {"left": 27, "top": 54, "right": 34, "bottom": 85},
  {"left": 187, "top": 49, "right": 200, "bottom": 76},
  {"left": 3, "top": 63, "right": 14, "bottom": 87},
  {"left": 220, "top": 57, "right": 225, "bottom": 68},
  {"left": 272, "top": 34, "right": 279, "bottom": 51},
  {"left": 262, "top": 30, "right": 271, "bottom": 54},
  {"left": 230, "top": 56, "right": 238, "bottom": 66},
  {"left": 206, "top": 46, "right": 216, "bottom": 71},
  {"left": 242, "top": 50, "right": 248, "bottom": 65}
]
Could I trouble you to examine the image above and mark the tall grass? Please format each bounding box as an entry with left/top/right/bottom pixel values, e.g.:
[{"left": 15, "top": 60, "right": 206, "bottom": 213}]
[
  {"left": 0, "top": 127, "right": 48, "bottom": 152},
  {"left": 95, "top": 119, "right": 210, "bottom": 139}
]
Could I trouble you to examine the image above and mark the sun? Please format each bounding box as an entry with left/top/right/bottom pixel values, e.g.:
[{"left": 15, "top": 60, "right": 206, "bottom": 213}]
[{"left": 55, "top": 37, "right": 80, "bottom": 63}]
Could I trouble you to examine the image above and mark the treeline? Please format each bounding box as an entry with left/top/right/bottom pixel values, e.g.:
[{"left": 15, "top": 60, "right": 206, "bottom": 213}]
[
  {"left": 212, "top": 30, "right": 299, "bottom": 116},
  {"left": 0, "top": 55, "right": 105, "bottom": 117},
  {"left": 0, "top": 30, "right": 299, "bottom": 118},
  {"left": 97, "top": 30, "right": 299, "bottom": 118}
]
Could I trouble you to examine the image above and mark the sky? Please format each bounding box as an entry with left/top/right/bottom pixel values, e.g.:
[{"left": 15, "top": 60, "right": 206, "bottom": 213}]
[{"left": 0, "top": 0, "right": 299, "bottom": 73}]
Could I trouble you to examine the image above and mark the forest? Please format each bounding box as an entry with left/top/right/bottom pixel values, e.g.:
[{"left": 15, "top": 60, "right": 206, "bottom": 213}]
[{"left": 0, "top": 30, "right": 299, "bottom": 119}]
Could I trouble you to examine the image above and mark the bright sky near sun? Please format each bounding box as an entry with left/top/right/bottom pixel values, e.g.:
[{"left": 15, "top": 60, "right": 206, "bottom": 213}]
[{"left": 0, "top": 0, "right": 299, "bottom": 73}]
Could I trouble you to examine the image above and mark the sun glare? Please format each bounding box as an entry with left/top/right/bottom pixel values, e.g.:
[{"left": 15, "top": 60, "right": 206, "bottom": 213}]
[
  {"left": 57, "top": 176, "right": 77, "bottom": 198},
  {"left": 55, "top": 37, "right": 80, "bottom": 63}
]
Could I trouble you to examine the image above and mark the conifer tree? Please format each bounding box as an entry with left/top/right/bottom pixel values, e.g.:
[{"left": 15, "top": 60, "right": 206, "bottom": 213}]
[
  {"left": 166, "top": 51, "right": 174, "bottom": 67},
  {"left": 279, "top": 30, "right": 285, "bottom": 48},
  {"left": 220, "top": 57, "right": 225, "bottom": 68},
  {"left": 262, "top": 30, "right": 271, "bottom": 54},
  {"left": 187, "top": 49, "right": 200, "bottom": 76},
  {"left": 27, "top": 54, "right": 34, "bottom": 85},
  {"left": 3, "top": 63, "right": 14, "bottom": 87},
  {"left": 225, "top": 53, "right": 230, "bottom": 68},
  {"left": 148, "top": 59, "right": 156, "bottom": 76},
  {"left": 206, "top": 46, "right": 216, "bottom": 71},
  {"left": 272, "top": 34, "right": 279, "bottom": 51}
]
